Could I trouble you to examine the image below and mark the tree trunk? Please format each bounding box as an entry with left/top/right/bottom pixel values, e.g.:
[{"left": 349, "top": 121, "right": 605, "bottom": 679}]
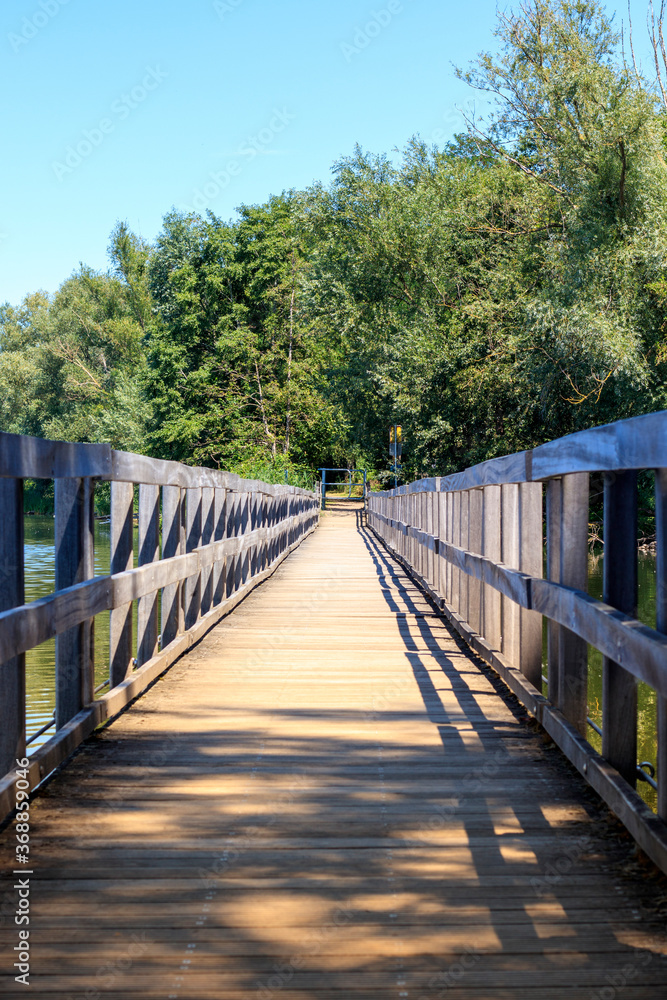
[{"left": 284, "top": 252, "right": 296, "bottom": 456}]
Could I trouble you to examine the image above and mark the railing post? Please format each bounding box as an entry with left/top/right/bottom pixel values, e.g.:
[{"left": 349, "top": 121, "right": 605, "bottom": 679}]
[
  {"left": 445, "top": 491, "right": 453, "bottom": 607},
  {"left": 419, "top": 492, "right": 425, "bottom": 576},
  {"left": 501, "top": 483, "right": 520, "bottom": 666},
  {"left": 558, "top": 473, "right": 589, "bottom": 736},
  {"left": 225, "top": 490, "right": 238, "bottom": 596},
  {"left": 417, "top": 491, "right": 424, "bottom": 579},
  {"left": 248, "top": 490, "right": 257, "bottom": 576},
  {"left": 468, "top": 489, "right": 483, "bottom": 635},
  {"left": 253, "top": 490, "right": 262, "bottom": 575},
  {"left": 200, "top": 486, "right": 215, "bottom": 616},
  {"left": 602, "top": 471, "right": 638, "bottom": 787},
  {"left": 429, "top": 486, "right": 437, "bottom": 591},
  {"left": 269, "top": 493, "right": 277, "bottom": 566},
  {"left": 234, "top": 489, "right": 246, "bottom": 592},
  {"left": 482, "top": 485, "right": 501, "bottom": 651},
  {"left": 423, "top": 491, "right": 430, "bottom": 583},
  {"left": 656, "top": 468, "right": 667, "bottom": 819},
  {"left": 428, "top": 487, "right": 438, "bottom": 588},
  {"left": 239, "top": 490, "right": 249, "bottom": 587},
  {"left": 0, "top": 478, "right": 25, "bottom": 775},
  {"left": 546, "top": 479, "right": 562, "bottom": 706},
  {"left": 254, "top": 491, "right": 262, "bottom": 575},
  {"left": 213, "top": 486, "right": 227, "bottom": 605},
  {"left": 110, "top": 481, "right": 134, "bottom": 686},
  {"left": 451, "top": 492, "right": 460, "bottom": 616},
  {"left": 417, "top": 491, "right": 422, "bottom": 571},
  {"left": 137, "top": 484, "right": 160, "bottom": 666},
  {"left": 161, "top": 485, "right": 184, "bottom": 648},
  {"left": 185, "top": 486, "right": 202, "bottom": 627},
  {"left": 437, "top": 489, "right": 446, "bottom": 604},
  {"left": 460, "top": 490, "right": 470, "bottom": 624},
  {"left": 55, "top": 478, "right": 95, "bottom": 729},
  {"left": 519, "top": 482, "right": 543, "bottom": 689}
]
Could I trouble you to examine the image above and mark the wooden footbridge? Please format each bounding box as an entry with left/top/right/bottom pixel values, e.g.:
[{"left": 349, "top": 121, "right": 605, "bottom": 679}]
[{"left": 2, "top": 418, "right": 667, "bottom": 997}]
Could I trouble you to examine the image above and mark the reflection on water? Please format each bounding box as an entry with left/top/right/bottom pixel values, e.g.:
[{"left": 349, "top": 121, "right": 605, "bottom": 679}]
[{"left": 24, "top": 516, "right": 132, "bottom": 753}]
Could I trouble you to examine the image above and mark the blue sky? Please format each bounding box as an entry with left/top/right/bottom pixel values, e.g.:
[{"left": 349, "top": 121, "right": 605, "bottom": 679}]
[{"left": 0, "top": 0, "right": 660, "bottom": 306}]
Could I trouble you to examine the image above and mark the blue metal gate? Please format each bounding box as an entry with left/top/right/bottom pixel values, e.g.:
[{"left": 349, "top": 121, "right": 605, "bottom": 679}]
[{"left": 317, "top": 469, "right": 367, "bottom": 509}]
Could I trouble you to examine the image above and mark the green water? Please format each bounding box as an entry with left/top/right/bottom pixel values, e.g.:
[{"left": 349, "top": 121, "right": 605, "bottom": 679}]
[{"left": 24, "top": 516, "right": 138, "bottom": 753}]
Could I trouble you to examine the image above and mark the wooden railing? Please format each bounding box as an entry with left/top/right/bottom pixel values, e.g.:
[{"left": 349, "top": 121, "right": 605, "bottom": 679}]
[
  {"left": 0, "top": 432, "right": 319, "bottom": 822},
  {"left": 367, "top": 411, "right": 667, "bottom": 874}
]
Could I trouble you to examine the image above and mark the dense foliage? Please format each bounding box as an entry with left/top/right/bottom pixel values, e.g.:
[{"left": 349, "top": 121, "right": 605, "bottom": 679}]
[{"left": 3, "top": 0, "right": 667, "bottom": 489}]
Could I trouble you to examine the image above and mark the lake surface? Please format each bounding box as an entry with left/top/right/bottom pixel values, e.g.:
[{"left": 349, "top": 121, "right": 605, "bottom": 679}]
[{"left": 22, "top": 518, "right": 659, "bottom": 808}]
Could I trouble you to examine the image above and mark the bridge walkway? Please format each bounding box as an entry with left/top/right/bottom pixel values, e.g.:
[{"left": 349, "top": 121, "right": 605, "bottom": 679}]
[{"left": 1, "top": 501, "right": 667, "bottom": 998}]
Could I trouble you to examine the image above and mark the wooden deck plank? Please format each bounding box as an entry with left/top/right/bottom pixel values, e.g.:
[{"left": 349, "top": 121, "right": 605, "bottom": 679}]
[{"left": 1, "top": 501, "right": 667, "bottom": 997}]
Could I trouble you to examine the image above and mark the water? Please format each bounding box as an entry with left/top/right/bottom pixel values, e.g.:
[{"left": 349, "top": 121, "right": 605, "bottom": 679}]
[{"left": 24, "top": 516, "right": 130, "bottom": 752}]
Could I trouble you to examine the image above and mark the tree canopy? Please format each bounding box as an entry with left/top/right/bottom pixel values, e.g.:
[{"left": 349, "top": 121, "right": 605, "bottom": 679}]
[{"left": 3, "top": 0, "right": 667, "bottom": 488}]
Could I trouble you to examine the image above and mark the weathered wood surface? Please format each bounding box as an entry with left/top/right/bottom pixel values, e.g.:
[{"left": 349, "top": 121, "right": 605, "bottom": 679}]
[
  {"left": 0, "top": 513, "right": 317, "bottom": 666},
  {"left": 657, "top": 469, "right": 667, "bottom": 821},
  {"left": 602, "top": 471, "right": 639, "bottom": 786},
  {"left": 1, "top": 502, "right": 666, "bottom": 998},
  {"left": 54, "top": 478, "right": 95, "bottom": 729},
  {"left": 137, "top": 484, "right": 160, "bottom": 668},
  {"left": 0, "top": 430, "right": 317, "bottom": 495},
  {"left": 555, "top": 473, "right": 590, "bottom": 737},
  {"left": 0, "top": 478, "right": 24, "bottom": 776},
  {"left": 109, "top": 481, "right": 134, "bottom": 688}
]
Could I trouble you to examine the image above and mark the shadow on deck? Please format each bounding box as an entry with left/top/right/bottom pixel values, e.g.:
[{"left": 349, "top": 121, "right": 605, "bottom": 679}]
[{"left": 1, "top": 506, "right": 666, "bottom": 998}]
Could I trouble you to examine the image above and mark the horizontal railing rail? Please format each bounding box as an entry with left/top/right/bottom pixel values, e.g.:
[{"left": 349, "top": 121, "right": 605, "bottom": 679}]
[
  {"left": 0, "top": 432, "right": 319, "bottom": 823},
  {"left": 367, "top": 410, "right": 667, "bottom": 874}
]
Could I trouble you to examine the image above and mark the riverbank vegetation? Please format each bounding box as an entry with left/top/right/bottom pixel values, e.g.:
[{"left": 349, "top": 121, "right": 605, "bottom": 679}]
[{"left": 3, "top": 0, "right": 667, "bottom": 495}]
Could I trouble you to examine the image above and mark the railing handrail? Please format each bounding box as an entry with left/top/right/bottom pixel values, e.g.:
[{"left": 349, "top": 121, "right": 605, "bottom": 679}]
[
  {"left": 371, "top": 409, "right": 667, "bottom": 495},
  {"left": 0, "top": 430, "right": 314, "bottom": 496}
]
